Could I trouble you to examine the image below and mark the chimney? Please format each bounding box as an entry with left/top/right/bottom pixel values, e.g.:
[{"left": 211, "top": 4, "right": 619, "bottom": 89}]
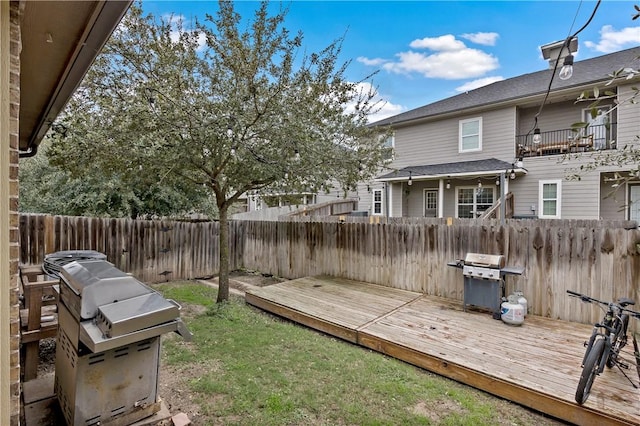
[{"left": 540, "top": 37, "right": 578, "bottom": 69}]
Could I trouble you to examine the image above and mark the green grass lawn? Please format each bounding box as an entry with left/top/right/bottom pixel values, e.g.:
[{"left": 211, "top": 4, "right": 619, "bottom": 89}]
[{"left": 156, "top": 282, "right": 562, "bottom": 426}]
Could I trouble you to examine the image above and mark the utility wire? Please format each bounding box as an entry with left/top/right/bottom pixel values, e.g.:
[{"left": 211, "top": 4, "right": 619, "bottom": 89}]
[{"left": 526, "top": 0, "right": 602, "bottom": 138}]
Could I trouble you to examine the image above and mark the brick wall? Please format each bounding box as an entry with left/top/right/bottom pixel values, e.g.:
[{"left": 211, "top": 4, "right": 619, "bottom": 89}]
[{"left": 9, "top": 2, "right": 21, "bottom": 424}]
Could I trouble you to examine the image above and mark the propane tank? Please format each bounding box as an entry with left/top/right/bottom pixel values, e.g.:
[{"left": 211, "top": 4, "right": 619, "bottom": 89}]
[
  {"left": 501, "top": 294, "right": 524, "bottom": 326},
  {"left": 513, "top": 290, "right": 528, "bottom": 317}
]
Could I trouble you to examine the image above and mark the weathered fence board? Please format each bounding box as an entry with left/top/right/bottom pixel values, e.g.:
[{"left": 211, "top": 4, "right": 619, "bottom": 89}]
[{"left": 19, "top": 214, "right": 640, "bottom": 324}]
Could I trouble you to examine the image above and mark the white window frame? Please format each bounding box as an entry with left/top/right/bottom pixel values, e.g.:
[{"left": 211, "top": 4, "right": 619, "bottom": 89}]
[
  {"left": 538, "top": 180, "right": 562, "bottom": 219},
  {"left": 384, "top": 133, "right": 395, "bottom": 149},
  {"left": 454, "top": 186, "right": 495, "bottom": 218},
  {"left": 629, "top": 183, "right": 640, "bottom": 221},
  {"left": 459, "top": 117, "right": 482, "bottom": 153},
  {"left": 372, "top": 189, "right": 383, "bottom": 216}
]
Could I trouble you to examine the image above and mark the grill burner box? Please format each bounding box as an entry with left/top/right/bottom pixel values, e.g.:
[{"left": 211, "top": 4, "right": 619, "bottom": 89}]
[
  {"left": 448, "top": 253, "right": 524, "bottom": 319},
  {"left": 55, "top": 260, "right": 191, "bottom": 426}
]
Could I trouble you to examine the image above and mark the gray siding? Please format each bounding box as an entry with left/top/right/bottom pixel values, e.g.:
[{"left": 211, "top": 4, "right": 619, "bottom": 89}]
[
  {"left": 510, "top": 156, "right": 600, "bottom": 219},
  {"left": 391, "top": 107, "right": 517, "bottom": 169},
  {"left": 617, "top": 83, "right": 640, "bottom": 148},
  {"left": 599, "top": 177, "right": 627, "bottom": 220}
]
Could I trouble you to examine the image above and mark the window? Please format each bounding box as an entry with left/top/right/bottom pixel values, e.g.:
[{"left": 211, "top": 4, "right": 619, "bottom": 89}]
[
  {"left": 539, "top": 180, "right": 561, "bottom": 219},
  {"left": 382, "top": 133, "right": 395, "bottom": 160},
  {"left": 384, "top": 133, "right": 395, "bottom": 149},
  {"left": 583, "top": 105, "right": 611, "bottom": 150},
  {"left": 459, "top": 117, "right": 482, "bottom": 152},
  {"left": 630, "top": 184, "right": 640, "bottom": 221},
  {"left": 372, "top": 189, "right": 383, "bottom": 215},
  {"left": 456, "top": 186, "right": 495, "bottom": 218},
  {"left": 424, "top": 190, "right": 438, "bottom": 217}
]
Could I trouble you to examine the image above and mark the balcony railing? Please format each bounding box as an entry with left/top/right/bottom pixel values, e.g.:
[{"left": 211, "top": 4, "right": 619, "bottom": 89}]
[{"left": 516, "top": 123, "right": 617, "bottom": 158}]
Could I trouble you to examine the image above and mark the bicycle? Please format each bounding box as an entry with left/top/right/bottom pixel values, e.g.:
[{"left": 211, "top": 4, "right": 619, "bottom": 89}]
[{"left": 566, "top": 290, "right": 640, "bottom": 405}]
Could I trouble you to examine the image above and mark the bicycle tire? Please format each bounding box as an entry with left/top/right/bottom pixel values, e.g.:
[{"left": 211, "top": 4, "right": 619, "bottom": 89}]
[
  {"left": 606, "top": 314, "right": 629, "bottom": 368},
  {"left": 576, "top": 337, "right": 605, "bottom": 405}
]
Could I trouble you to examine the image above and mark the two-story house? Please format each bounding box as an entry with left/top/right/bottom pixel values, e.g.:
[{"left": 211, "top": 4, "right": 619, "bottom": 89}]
[{"left": 366, "top": 46, "right": 640, "bottom": 221}]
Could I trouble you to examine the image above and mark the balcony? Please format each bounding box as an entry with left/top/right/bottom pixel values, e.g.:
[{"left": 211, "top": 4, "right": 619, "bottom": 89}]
[{"left": 516, "top": 123, "right": 617, "bottom": 158}]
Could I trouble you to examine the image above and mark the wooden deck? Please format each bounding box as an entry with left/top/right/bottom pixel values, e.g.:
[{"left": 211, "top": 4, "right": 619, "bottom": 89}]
[{"left": 245, "top": 276, "right": 640, "bottom": 426}]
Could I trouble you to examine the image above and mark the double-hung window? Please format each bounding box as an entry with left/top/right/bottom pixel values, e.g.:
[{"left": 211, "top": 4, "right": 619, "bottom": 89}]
[
  {"left": 456, "top": 187, "right": 494, "bottom": 218},
  {"left": 539, "top": 180, "right": 561, "bottom": 218},
  {"left": 372, "top": 189, "right": 383, "bottom": 215},
  {"left": 459, "top": 117, "right": 482, "bottom": 152}
]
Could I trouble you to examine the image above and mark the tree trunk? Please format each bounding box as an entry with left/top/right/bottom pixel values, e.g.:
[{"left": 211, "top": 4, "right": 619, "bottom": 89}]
[{"left": 216, "top": 204, "right": 230, "bottom": 303}]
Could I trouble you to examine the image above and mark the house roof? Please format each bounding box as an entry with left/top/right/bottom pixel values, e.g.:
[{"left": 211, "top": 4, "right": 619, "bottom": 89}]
[
  {"left": 377, "top": 158, "right": 525, "bottom": 182},
  {"left": 19, "top": 1, "right": 131, "bottom": 157},
  {"left": 371, "top": 46, "right": 640, "bottom": 128}
]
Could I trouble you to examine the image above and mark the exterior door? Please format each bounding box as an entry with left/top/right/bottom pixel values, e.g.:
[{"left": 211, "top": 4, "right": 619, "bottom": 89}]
[
  {"left": 424, "top": 190, "right": 438, "bottom": 217},
  {"left": 630, "top": 184, "right": 640, "bottom": 221}
]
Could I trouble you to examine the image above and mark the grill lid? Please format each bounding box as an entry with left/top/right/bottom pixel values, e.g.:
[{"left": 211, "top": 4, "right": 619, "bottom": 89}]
[
  {"left": 61, "top": 260, "right": 152, "bottom": 319},
  {"left": 463, "top": 253, "right": 506, "bottom": 269}
]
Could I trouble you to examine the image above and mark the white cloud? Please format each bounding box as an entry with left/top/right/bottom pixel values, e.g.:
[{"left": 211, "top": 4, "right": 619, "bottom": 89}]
[
  {"left": 368, "top": 101, "right": 405, "bottom": 123},
  {"left": 584, "top": 25, "right": 640, "bottom": 53},
  {"left": 460, "top": 32, "right": 499, "bottom": 46},
  {"left": 360, "top": 34, "right": 499, "bottom": 80},
  {"left": 383, "top": 49, "right": 499, "bottom": 79},
  {"left": 164, "top": 13, "right": 208, "bottom": 50},
  {"left": 344, "top": 82, "right": 406, "bottom": 123},
  {"left": 409, "top": 34, "right": 466, "bottom": 51},
  {"left": 455, "top": 76, "right": 504, "bottom": 92},
  {"left": 357, "top": 56, "right": 386, "bottom": 66}
]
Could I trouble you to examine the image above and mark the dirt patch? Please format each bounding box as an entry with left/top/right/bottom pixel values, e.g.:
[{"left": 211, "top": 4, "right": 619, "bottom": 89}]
[
  {"left": 412, "top": 399, "right": 466, "bottom": 423},
  {"left": 229, "top": 269, "right": 284, "bottom": 287}
]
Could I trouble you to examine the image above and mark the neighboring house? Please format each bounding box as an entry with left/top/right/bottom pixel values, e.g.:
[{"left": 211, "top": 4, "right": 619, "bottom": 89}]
[
  {"left": 0, "top": 2, "right": 129, "bottom": 424},
  {"left": 365, "top": 46, "right": 640, "bottom": 221}
]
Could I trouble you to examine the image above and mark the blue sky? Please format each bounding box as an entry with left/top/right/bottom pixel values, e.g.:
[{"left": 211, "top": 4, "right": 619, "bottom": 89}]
[{"left": 141, "top": 1, "right": 640, "bottom": 121}]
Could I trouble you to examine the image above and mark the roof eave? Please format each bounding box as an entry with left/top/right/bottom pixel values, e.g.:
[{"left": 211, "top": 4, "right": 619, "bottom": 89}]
[{"left": 19, "top": 1, "right": 132, "bottom": 157}]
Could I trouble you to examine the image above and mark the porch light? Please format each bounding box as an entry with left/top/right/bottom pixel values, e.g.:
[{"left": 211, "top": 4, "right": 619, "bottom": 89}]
[
  {"left": 558, "top": 55, "right": 574, "bottom": 80},
  {"left": 510, "top": 169, "right": 516, "bottom": 180},
  {"left": 408, "top": 171, "right": 413, "bottom": 186},
  {"left": 495, "top": 177, "right": 500, "bottom": 186},
  {"left": 533, "top": 128, "right": 542, "bottom": 144},
  {"left": 516, "top": 157, "right": 524, "bottom": 169},
  {"left": 446, "top": 180, "right": 451, "bottom": 190},
  {"left": 477, "top": 179, "right": 482, "bottom": 189}
]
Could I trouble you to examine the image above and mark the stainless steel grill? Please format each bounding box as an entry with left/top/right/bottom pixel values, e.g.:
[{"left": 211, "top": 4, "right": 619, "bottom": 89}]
[
  {"left": 54, "top": 259, "right": 191, "bottom": 426},
  {"left": 449, "top": 253, "right": 523, "bottom": 319}
]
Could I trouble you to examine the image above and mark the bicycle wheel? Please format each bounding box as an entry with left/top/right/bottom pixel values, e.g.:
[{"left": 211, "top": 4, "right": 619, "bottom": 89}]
[
  {"left": 576, "top": 337, "right": 605, "bottom": 405},
  {"left": 607, "top": 314, "right": 629, "bottom": 368}
]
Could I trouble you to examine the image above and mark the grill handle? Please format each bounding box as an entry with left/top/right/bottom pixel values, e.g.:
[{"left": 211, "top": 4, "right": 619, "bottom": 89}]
[{"left": 167, "top": 298, "right": 193, "bottom": 341}]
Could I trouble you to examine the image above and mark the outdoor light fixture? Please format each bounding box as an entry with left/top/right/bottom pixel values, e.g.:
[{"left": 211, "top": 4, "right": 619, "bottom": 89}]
[
  {"left": 446, "top": 180, "right": 451, "bottom": 190},
  {"left": 496, "top": 177, "right": 500, "bottom": 186},
  {"left": 408, "top": 171, "right": 413, "bottom": 186},
  {"left": 558, "top": 54, "right": 574, "bottom": 80},
  {"left": 533, "top": 128, "right": 542, "bottom": 144},
  {"left": 477, "top": 179, "right": 482, "bottom": 189},
  {"left": 516, "top": 157, "right": 524, "bottom": 169},
  {"left": 510, "top": 169, "right": 516, "bottom": 180}
]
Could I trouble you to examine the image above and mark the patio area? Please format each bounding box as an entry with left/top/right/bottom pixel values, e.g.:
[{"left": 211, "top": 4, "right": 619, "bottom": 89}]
[{"left": 245, "top": 276, "right": 640, "bottom": 426}]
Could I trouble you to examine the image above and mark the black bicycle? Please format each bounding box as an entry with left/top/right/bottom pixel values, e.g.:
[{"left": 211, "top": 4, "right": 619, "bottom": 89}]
[{"left": 567, "top": 290, "right": 640, "bottom": 405}]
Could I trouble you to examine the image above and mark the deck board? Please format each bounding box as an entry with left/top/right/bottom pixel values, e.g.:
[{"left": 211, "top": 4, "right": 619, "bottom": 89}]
[{"left": 245, "top": 276, "right": 640, "bottom": 426}]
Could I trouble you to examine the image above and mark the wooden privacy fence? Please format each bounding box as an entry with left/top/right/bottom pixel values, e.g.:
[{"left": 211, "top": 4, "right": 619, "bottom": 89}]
[
  {"left": 20, "top": 214, "right": 640, "bottom": 324},
  {"left": 19, "top": 214, "right": 242, "bottom": 284}
]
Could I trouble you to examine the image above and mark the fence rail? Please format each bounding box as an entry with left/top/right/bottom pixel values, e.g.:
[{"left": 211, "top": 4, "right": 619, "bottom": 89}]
[{"left": 19, "top": 214, "right": 640, "bottom": 324}]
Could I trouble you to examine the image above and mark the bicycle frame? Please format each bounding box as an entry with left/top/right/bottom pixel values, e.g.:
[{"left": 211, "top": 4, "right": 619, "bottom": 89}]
[{"left": 567, "top": 290, "right": 640, "bottom": 405}]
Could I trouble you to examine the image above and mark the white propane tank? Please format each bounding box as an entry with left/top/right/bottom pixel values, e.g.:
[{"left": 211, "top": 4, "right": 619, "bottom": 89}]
[
  {"left": 514, "top": 290, "right": 528, "bottom": 317},
  {"left": 501, "top": 295, "right": 524, "bottom": 326}
]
